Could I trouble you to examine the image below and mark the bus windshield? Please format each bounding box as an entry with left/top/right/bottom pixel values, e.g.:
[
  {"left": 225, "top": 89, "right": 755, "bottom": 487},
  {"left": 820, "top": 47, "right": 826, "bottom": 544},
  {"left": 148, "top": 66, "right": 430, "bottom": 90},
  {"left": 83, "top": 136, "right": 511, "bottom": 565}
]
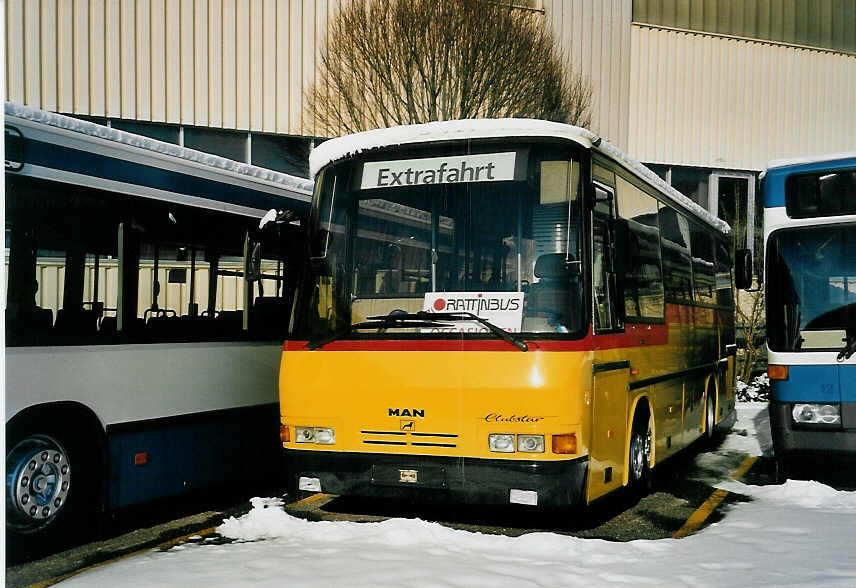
[
  {"left": 294, "top": 142, "right": 585, "bottom": 341},
  {"left": 767, "top": 223, "right": 856, "bottom": 351}
]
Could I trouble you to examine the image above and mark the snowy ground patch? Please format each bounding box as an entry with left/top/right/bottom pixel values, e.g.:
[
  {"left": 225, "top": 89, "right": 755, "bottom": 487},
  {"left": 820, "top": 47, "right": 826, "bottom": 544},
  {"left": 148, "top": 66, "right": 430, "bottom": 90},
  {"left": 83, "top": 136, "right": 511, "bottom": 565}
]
[{"left": 61, "top": 403, "right": 856, "bottom": 587}]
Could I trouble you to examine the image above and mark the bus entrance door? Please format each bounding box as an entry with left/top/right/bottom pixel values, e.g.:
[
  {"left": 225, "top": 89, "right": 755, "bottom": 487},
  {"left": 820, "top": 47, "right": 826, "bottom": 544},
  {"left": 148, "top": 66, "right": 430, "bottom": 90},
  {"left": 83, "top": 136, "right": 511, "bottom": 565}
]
[{"left": 588, "top": 361, "right": 630, "bottom": 501}]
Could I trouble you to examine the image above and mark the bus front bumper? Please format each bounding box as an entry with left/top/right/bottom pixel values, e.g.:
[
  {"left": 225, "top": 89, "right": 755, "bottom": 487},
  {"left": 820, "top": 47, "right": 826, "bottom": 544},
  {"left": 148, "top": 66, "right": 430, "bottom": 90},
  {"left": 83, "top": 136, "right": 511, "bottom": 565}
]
[
  {"left": 283, "top": 449, "right": 589, "bottom": 507},
  {"left": 769, "top": 402, "right": 856, "bottom": 458}
]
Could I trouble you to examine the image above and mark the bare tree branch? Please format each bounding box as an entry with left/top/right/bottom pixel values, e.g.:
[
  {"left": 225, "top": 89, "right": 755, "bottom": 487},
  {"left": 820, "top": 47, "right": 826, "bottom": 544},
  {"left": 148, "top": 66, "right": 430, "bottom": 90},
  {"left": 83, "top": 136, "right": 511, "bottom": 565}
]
[{"left": 307, "top": 0, "right": 592, "bottom": 136}]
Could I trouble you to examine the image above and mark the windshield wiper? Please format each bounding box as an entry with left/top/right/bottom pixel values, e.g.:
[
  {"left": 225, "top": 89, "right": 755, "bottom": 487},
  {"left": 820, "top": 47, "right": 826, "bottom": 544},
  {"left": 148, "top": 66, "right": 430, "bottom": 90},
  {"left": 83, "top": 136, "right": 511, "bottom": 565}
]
[
  {"left": 305, "top": 316, "right": 449, "bottom": 350},
  {"left": 367, "top": 311, "right": 528, "bottom": 351}
]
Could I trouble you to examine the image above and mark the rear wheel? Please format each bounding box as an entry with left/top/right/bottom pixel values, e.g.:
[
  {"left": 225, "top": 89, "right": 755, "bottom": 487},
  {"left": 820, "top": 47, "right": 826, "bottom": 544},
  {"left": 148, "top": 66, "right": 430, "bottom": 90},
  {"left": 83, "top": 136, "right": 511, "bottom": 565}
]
[
  {"left": 628, "top": 410, "right": 653, "bottom": 494},
  {"left": 705, "top": 384, "right": 717, "bottom": 442}
]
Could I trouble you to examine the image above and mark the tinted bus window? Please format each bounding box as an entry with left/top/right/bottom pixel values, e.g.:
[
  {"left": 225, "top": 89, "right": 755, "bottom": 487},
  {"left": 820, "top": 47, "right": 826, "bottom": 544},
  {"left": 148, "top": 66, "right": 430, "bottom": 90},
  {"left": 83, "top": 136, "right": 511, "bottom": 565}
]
[
  {"left": 715, "top": 240, "right": 733, "bottom": 307},
  {"left": 659, "top": 207, "right": 693, "bottom": 302},
  {"left": 616, "top": 176, "right": 664, "bottom": 320},
  {"left": 690, "top": 221, "right": 715, "bottom": 304},
  {"left": 786, "top": 168, "right": 856, "bottom": 218}
]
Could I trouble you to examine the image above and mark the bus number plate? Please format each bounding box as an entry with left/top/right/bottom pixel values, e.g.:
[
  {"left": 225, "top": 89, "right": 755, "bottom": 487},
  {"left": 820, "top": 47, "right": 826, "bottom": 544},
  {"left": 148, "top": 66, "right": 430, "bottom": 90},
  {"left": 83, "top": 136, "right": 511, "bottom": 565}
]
[{"left": 399, "top": 469, "right": 418, "bottom": 484}]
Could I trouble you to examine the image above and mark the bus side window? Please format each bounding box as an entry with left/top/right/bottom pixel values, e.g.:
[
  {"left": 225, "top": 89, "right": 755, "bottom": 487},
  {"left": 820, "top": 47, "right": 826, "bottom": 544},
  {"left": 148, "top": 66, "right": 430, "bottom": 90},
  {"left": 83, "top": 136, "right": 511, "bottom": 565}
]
[
  {"left": 615, "top": 177, "right": 664, "bottom": 321},
  {"left": 659, "top": 207, "right": 694, "bottom": 302},
  {"left": 690, "top": 221, "right": 716, "bottom": 304},
  {"left": 593, "top": 185, "right": 620, "bottom": 333}
]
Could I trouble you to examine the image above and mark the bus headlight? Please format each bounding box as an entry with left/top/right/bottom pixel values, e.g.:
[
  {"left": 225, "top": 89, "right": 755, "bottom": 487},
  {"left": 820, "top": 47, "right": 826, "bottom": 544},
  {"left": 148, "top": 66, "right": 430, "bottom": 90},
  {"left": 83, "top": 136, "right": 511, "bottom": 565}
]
[
  {"left": 314, "top": 428, "right": 336, "bottom": 445},
  {"left": 517, "top": 435, "right": 545, "bottom": 453},
  {"left": 489, "top": 434, "right": 515, "bottom": 453},
  {"left": 792, "top": 403, "right": 841, "bottom": 425},
  {"left": 296, "top": 427, "right": 336, "bottom": 444}
]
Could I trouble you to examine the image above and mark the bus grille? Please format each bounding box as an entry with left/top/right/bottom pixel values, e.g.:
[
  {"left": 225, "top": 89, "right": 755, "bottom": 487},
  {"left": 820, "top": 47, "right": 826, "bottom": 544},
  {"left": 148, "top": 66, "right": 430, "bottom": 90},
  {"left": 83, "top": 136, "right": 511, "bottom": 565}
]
[{"left": 360, "top": 430, "right": 458, "bottom": 448}]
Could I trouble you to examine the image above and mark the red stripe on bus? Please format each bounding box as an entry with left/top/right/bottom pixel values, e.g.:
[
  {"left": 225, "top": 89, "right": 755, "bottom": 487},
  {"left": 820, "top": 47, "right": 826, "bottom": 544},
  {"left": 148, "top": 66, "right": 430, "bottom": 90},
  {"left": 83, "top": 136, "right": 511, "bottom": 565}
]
[{"left": 283, "top": 324, "right": 669, "bottom": 352}]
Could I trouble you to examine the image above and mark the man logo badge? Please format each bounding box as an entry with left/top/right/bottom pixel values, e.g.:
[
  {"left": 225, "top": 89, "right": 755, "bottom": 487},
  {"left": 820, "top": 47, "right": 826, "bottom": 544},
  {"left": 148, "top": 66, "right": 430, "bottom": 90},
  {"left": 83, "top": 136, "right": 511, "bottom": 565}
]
[{"left": 401, "top": 420, "right": 415, "bottom": 431}]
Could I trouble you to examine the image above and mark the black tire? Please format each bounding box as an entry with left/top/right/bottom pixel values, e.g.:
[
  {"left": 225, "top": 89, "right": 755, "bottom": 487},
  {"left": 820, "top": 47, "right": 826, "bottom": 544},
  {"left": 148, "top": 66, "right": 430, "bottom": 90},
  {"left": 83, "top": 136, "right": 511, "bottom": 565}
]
[
  {"left": 704, "top": 384, "right": 717, "bottom": 442},
  {"left": 6, "top": 418, "right": 101, "bottom": 561},
  {"left": 628, "top": 409, "right": 653, "bottom": 495}
]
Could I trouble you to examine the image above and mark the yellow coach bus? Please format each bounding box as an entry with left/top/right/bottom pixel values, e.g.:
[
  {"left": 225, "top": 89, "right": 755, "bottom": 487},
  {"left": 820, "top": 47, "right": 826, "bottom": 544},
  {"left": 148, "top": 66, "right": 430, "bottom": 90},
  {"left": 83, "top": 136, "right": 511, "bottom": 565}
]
[{"left": 276, "top": 120, "right": 740, "bottom": 507}]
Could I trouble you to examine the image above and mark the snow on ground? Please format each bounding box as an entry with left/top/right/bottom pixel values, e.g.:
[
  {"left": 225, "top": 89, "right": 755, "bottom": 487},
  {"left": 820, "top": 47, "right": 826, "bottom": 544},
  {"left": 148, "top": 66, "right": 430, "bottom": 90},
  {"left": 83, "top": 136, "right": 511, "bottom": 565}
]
[{"left": 62, "top": 403, "right": 855, "bottom": 587}]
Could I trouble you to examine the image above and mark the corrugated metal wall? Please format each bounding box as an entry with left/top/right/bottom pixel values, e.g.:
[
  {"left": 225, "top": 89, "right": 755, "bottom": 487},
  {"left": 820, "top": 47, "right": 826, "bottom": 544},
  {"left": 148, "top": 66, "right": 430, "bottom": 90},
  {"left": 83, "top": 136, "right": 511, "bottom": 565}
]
[
  {"left": 628, "top": 24, "right": 856, "bottom": 170},
  {"left": 5, "top": 0, "right": 854, "bottom": 172},
  {"left": 632, "top": 0, "right": 856, "bottom": 55},
  {"left": 544, "top": 0, "right": 633, "bottom": 149},
  {"left": 5, "top": 0, "right": 340, "bottom": 136}
]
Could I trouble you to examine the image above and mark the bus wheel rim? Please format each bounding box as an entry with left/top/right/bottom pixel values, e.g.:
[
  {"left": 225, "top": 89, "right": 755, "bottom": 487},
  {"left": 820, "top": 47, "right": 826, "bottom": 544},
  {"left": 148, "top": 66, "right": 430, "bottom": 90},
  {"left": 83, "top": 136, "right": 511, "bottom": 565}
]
[
  {"left": 630, "top": 427, "right": 651, "bottom": 481},
  {"left": 6, "top": 435, "right": 71, "bottom": 528}
]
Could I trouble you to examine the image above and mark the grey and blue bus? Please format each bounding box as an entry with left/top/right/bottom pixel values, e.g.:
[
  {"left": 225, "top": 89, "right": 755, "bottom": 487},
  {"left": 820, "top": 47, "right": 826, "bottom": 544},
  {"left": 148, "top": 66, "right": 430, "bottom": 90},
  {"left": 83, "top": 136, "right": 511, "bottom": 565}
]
[
  {"left": 5, "top": 102, "right": 310, "bottom": 555},
  {"left": 761, "top": 152, "right": 856, "bottom": 479}
]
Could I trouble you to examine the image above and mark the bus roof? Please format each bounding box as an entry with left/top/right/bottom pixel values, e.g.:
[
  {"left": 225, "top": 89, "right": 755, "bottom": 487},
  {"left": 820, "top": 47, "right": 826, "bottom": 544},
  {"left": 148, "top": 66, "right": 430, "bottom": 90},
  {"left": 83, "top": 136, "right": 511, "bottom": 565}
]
[
  {"left": 5, "top": 101, "right": 313, "bottom": 218},
  {"left": 766, "top": 151, "right": 856, "bottom": 173},
  {"left": 310, "top": 119, "right": 729, "bottom": 234}
]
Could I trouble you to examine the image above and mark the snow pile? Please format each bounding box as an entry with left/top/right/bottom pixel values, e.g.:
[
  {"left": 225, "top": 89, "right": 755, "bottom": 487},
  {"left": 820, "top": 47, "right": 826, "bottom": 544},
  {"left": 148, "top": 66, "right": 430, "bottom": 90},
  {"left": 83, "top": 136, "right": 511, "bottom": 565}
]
[
  {"left": 60, "top": 403, "right": 855, "bottom": 587},
  {"left": 309, "top": 118, "right": 730, "bottom": 234},
  {"left": 736, "top": 374, "right": 770, "bottom": 402}
]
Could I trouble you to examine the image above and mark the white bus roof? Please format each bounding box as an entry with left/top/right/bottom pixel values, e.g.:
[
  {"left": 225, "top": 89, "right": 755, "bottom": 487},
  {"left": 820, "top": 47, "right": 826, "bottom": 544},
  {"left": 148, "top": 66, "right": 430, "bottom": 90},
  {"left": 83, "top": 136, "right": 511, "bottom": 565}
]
[
  {"left": 766, "top": 151, "right": 856, "bottom": 171},
  {"left": 310, "top": 119, "right": 729, "bottom": 234},
  {"left": 5, "top": 102, "right": 313, "bottom": 216}
]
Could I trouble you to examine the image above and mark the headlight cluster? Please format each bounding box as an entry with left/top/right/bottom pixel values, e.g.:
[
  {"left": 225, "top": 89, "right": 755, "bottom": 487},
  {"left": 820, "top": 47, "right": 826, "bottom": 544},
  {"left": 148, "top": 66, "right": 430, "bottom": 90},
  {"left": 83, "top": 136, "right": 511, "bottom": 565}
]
[
  {"left": 792, "top": 403, "right": 841, "bottom": 425},
  {"left": 295, "top": 426, "right": 336, "bottom": 444},
  {"left": 488, "top": 434, "right": 544, "bottom": 453}
]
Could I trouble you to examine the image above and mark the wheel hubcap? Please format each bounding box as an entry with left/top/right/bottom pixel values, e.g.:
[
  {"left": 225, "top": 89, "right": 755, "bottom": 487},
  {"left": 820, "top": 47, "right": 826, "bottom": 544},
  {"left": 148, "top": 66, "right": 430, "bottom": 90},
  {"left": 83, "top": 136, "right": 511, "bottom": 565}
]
[
  {"left": 630, "top": 427, "right": 651, "bottom": 481},
  {"left": 7, "top": 436, "right": 71, "bottom": 527}
]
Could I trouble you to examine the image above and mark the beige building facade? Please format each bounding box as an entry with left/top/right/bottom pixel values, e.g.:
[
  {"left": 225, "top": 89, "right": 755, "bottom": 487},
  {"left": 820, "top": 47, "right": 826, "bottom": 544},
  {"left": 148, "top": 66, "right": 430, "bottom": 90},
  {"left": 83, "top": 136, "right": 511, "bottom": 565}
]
[{"left": 5, "top": 0, "right": 855, "bottom": 182}]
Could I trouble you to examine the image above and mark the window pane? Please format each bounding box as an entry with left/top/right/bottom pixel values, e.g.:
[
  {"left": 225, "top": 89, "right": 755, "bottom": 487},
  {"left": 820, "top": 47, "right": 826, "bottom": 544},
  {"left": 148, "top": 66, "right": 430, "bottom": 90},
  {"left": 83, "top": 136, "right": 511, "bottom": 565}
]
[
  {"left": 184, "top": 127, "right": 247, "bottom": 162},
  {"left": 659, "top": 207, "right": 693, "bottom": 302},
  {"left": 690, "top": 220, "right": 715, "bottom": 304},
  {"left": 251, "top": 134, "right": 311, "bottom": 178},
  {"left": 617, "top": 177, "right": 664, "bottom": 320},
  {"left": 715, "top": 241, "right": 733, "bottom": 307},
  {"left": 111, "top": 120, "right": 180, "bottom": 144}
]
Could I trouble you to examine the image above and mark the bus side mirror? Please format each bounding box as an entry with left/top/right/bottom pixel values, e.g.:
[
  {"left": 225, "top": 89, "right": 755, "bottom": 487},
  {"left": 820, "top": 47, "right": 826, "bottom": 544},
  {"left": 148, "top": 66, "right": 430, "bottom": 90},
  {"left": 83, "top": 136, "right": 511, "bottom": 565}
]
[{"left": 735, "top": 248, "right": 753, "bottom": 290}]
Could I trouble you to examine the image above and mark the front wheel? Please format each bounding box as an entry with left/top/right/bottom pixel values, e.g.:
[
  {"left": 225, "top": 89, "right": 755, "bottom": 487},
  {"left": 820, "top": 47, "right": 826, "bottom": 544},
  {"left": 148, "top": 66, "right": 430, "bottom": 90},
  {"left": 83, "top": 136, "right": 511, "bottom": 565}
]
[
  {"left": 6, "top": 435, "right": 72, "bottom": 534},
  {"left": 6, "top": 422, "right": 100, "bottom": 561},
  {"left": 628, "top": 414, "right": 653, "bottom": 494}
]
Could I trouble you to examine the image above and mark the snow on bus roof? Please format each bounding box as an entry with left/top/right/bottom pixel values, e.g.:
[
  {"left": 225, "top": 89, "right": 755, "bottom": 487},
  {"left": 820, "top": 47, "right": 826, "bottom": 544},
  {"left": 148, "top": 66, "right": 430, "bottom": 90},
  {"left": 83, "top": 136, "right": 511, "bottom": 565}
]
[
  {"left": 310, "top": 119, "right": 730, "bottom": 234},
  {"left": 5, "top": 101, "right": 314, "bottom": 196},
  {"left": 766, "top": 151, "right": 856, "bottom": 171}
]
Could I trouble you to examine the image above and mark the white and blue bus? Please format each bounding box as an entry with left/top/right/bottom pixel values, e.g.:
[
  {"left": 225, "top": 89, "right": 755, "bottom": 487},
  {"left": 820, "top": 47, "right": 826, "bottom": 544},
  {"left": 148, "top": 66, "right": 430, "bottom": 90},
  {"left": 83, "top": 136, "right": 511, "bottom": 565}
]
[
  {"left": 4, "top": 102, "right": 311, "bottom": 553},
  {"left": 761, "top": 152, "right": 856, "bottom": 479}
]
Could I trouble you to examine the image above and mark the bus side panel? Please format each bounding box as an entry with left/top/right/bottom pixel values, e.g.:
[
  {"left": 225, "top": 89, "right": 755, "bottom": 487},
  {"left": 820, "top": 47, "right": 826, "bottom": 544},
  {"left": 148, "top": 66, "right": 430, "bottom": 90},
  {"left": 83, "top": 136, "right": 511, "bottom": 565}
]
[
  {"left": 649, "top": 379, "right": 684, "bottom": 461},
  {"left": 106, "top": 403, "right": 280, "bottom": 508}
]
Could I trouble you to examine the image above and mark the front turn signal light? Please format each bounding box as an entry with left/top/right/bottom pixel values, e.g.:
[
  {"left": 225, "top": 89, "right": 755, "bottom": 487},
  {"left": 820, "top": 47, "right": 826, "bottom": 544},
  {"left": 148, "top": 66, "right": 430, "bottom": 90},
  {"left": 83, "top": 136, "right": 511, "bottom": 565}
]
[
  {"left": 280, "top": 424, "right": 290, "bottom": 443},
  {"left": 552, "top": 433, "right": 577, "bottom": 454},
  {"left": 768, "top": 365, "right": 789, "bottom": 380}
]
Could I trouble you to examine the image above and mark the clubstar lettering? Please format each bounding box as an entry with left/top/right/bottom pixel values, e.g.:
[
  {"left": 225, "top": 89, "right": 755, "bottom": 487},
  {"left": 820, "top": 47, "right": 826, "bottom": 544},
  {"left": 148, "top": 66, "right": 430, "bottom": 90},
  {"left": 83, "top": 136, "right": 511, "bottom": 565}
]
[
  {"left": 484, "top": 413, "right": 545, "bottom": 423},
  {"left": 377, "top": 160, "right": 497, "bottom": 187}
]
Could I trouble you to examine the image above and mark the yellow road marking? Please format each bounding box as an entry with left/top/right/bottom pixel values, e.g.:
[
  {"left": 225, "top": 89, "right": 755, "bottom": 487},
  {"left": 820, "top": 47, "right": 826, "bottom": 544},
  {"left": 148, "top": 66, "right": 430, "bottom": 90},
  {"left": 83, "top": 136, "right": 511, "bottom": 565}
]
[
  {"left": 673, "top": 455, "right": 758, "bottom": 539},
  {"left": 287, "top": 493, "right": 333, "bottom": 507},
  {"left": 26, "top": 526, "right": 219, "bottom": 588}
]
